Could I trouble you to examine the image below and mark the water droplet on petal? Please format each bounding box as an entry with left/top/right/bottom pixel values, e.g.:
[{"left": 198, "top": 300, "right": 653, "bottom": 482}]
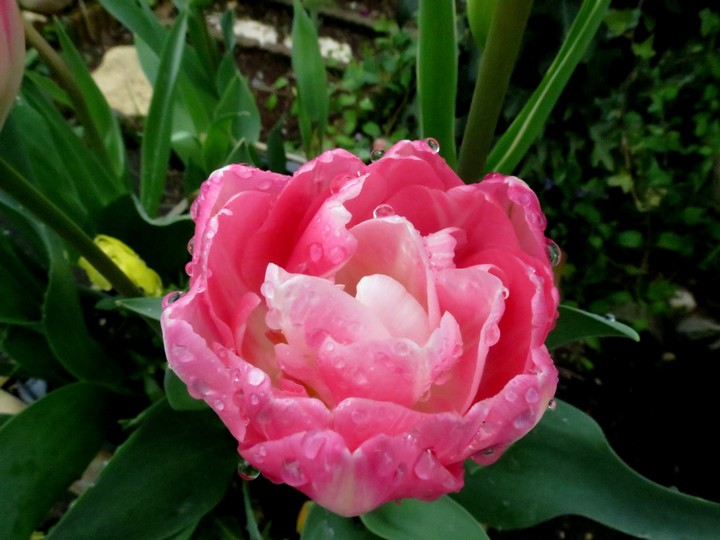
[
  {"left": 414, "top": 449, "right": 438, "bottom": 480},
  {"left": 308, "top": 242, "right": 324, "bottom": 262},
  {"left": 424, "top": 137, "right": 440, "bottom": 152},
  {"left": 185, "top": 262, "right": 193, "bottom": 276},
  {"left": 258, "top": 178, "right": 273, "bottom": 191},
  {"left": 327, "top": 246, "right": 346, "bottom": 264},
  {"left": 162, "top": 291, "right": 183, "bottom": 309},
  {"left": 525, "top": 387, "right": 540, "bottom": 404},
  {"left": 373, "top": 204, "right": 396, "bottom": 219},
  {"left": 504, "top": 389, "right": 518, "bottom": 403},
  {"left": 249, "top": 393, "right": 260, "bottom": 406},
  {"left": 212, "top": 399, "right": 225, "bottom": 411},
  {"left": 191, "top": 378, "right": 210, "bottom": 397},
  {"left": 394, "top": 341, "right": 410, "bottom": 356},
  {"left": 548, "top": 398, "right": 557, "bottom": 410},
  {"left": 393, "top": 463, "right": 407, "bottom": 483},
  {"left": 501, "top": 287, "right": 510, "bottom": 299},
  {"left": 545, "top": 239, "right": 562, "bottom": 267},
  {"left": 513, "top": 411, "right": 534, "bottom": 430},
  {"left": 370, "top": 148, "right": 385, "bottom": 162},
  {"left": 280, "top": 459, "right": 307, "bottom": 486},
  {"left": 186, "top": 238, "right": 195, "bottom": 255},
  {"left": 301, "top": 432, "right": 326, "bottom": 459},
  {"left": 238, "top": 458, "right": 261, "bottom": 481},
  {"left": 247, "top": 368, "right": 265, "bottom": 386}
]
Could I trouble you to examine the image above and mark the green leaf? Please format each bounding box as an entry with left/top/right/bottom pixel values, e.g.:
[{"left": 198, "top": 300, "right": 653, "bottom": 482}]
[
  {"left": 266, "top": 117, "right": 288, "bottom": 173},
  {"left": 47, "top": 400, "right": 237, "bottom": 540},
  {"left": 361, "top": 496, "right": 490, "bottom": 540},
  {"left": 1, "top": 326, "right": 69, "bottom": 382},
  {"left": 302, "top": 504, "right": 381, "bottom": 540},
  {"left": 42, "top": 229, "right": 122, "bottom": 384},
  {"left": 96, "top": 296, "right": 163, "bottom": 321},
  {"left": 164, "top": 368, "right": 208, "bottom": 411},
  {"left": 141, "top": 11, "right": 189, "bottom": 217},
  {"left": 55, "top": 21, "right": 127, "bottom": 181},
  {"left": 545, "top": 304, "right": 640, "bottom": 350},
  {"left": 291, "top": 0, "right": 329, "bottom": 157},
  {"left": 466, "top": 0, "right": 499, "bottom": 48},
  {"left": 453, "top": 400, "right": 720, "bottom": 538},
  {"left": 486, "top": 0, "right": 611, "bottom": 174},
  {"left": 417, "top": 0, "right": 457, "bottom": 167},
  {"left": 0, "top": 383, "right": 113, "bottom": 540},
  {"left": 0, "top": 226, "right": 44, "bottom": 324}
]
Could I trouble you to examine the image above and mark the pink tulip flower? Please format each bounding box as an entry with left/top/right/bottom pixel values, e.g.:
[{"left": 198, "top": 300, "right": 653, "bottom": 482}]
[
  {"left": 0, "top": 0, "right": 24, "bottom": 129},
  {"left": 162, "top": 139, "right": 559, "bottom": 516}
]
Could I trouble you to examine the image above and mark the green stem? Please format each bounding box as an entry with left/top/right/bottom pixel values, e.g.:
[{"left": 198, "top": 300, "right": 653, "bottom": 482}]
[
  {"left": 0, "top": 158, "right": 143, "bottom": 298},
  {"left": 457, "top": 0, "right": 534, "bottom": 182},
  {"left": 23, "top": 19, "right": 111, "bottom": 168}
]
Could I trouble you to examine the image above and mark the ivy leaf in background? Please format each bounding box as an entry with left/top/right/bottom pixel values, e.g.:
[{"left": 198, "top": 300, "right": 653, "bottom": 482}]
[{"left": 453, "top": 400, "right": 720, "bottom": 538}]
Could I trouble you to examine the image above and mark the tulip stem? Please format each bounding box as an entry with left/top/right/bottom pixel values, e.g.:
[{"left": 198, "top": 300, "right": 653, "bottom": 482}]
[
  {"left": 22, "top": 18, "right": 111, "bottom": 169},
  {"left": 0, "top": 158, "right": 143, "bottom": 299},
  {"left": 457, "top": 0, "right": 534, "bottom": 182}
]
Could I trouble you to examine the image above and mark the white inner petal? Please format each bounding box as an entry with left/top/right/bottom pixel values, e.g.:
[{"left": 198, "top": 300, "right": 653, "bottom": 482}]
[{"left": 355, "top": 274, "right": 432, "bottom": 344}]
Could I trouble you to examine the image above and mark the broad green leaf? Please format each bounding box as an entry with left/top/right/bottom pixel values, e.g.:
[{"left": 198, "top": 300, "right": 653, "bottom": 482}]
[
  {"left": 417, "top": 0, "right": 457, "bottom": 167},
  {"left": 291, "top": 0, "right": 328, "bottom": 157},
  {"left": 486, "top": 0, "right": 611, "bottom": 173},
  {"left": 302, "top": 504, "right": 381, "bottom": 540},
  {"left": 1, "top": 326, "right": 69, "bottom": 382},
  {"left": 545, "top": 304, "right": 640, "bottom": 349},
  {"left": 42, "top": 229, "right": 122, "bottom": 384},
  {"left": 164, "top": 368, "right": 208, "bottom": 411},
  {"left": 141, "top": 11, "right": 189, "bottom": 217},
  {"left": 0, "top": 383, "right": 113, "bottom": 540},
  {"left": 453, "top": 400, "right": 720, "bottom": 538},
  {"left": 0, "top": 227, "right": 44, "bottom": 324},
  {"left": 55, "top": 21, "right": 127, "bottom": 181},
  {"left": 47, "top": 400, "right": 237, "bottom": 540},
  {"left": 12, "top": 80, "right": 122, "bottom": 229},
  {"left": 96, "top": 296, "right": 163, "bottom": 321},
  {"left": 361, "top": 496, "right": 490, "bottom": 540}
]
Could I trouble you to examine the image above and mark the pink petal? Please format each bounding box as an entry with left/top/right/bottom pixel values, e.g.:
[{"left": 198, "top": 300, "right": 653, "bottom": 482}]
[
  {"left": 477, "top": 174, "right": 549, "bottom": 262},
  {"left": 426, "top": 265, "right": 506, "bottom": 413},
  {"left": 264, "top": 264, "right": 390, "bottom": 350},
  {"left": 344, "top": 140, "right": 463, "bottom": 227},
  {"left": 336, "top": 217, "right": 440, "bottom": 326}
]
